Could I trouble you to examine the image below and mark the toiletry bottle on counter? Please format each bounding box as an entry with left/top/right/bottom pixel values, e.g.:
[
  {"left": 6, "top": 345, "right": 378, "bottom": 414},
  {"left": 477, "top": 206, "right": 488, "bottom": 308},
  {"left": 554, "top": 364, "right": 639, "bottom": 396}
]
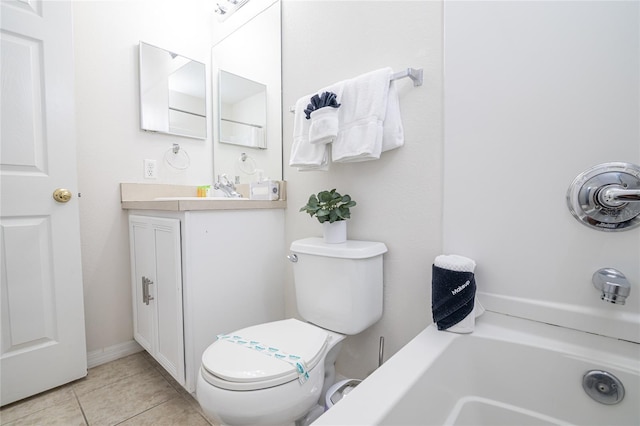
[
  {"left": 197, "top": 185, "right": 211, "bottom": 197},
  {"left": 250, "top": 170, "right": 279, "bottom": 200}
]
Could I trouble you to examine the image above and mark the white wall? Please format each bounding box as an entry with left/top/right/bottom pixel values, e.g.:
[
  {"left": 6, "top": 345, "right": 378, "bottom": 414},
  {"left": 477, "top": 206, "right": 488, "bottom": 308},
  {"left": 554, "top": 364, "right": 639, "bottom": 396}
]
[
  {"left": 282, "top": 0, "right": 444, "bottom": 378},
  {"left": 73, "top": 0, "right": 214, "bottom": 354},
  {"left": 443, "top": 1, "right": 639, "bottom": 342}
]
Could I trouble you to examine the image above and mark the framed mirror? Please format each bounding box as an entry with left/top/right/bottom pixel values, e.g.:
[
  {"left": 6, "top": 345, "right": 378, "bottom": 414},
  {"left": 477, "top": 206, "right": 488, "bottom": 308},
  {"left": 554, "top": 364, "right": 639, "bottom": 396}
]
[
  {"left": 139, "top": 42, "right": 207, "bottom": 139},
  {"left": 219, "top": 70, "right": 267, "bottom": 149}
]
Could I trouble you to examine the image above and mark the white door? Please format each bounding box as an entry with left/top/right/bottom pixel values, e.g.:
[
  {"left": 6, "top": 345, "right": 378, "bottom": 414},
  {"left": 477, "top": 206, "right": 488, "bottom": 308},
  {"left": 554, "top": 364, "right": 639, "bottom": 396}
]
[{"left": 1, "top": 0, "right": 87, "bottom": 405}]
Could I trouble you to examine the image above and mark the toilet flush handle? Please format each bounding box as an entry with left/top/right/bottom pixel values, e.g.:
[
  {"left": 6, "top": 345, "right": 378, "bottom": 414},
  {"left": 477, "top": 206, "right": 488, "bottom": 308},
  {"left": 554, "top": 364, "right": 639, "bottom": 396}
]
[{"left": 287, "top": 254, "right": 298, "bottom": 263}]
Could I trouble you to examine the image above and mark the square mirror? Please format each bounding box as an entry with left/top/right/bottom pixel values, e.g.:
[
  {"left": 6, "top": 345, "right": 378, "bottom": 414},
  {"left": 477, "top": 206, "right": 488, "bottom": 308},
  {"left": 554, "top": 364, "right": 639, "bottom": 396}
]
[
  {"left": 218, "top": 70, "right": 267, "bottom": 149},
  {"left": 139, "top": 42, "right": 207, "bottom": 139}
]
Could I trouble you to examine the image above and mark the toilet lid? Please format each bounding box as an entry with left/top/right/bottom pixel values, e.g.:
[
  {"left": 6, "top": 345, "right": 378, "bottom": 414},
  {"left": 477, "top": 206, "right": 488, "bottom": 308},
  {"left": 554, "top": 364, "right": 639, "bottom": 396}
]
[{"left": 201, "top": 319, "right": 329, "bottom": 391}]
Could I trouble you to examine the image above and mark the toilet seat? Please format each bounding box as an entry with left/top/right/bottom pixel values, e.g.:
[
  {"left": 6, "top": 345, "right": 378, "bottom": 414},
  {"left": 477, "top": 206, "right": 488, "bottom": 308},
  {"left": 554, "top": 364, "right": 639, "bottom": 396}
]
[{"left": 201, "top": 319, "right": 328, "bottom": 391}]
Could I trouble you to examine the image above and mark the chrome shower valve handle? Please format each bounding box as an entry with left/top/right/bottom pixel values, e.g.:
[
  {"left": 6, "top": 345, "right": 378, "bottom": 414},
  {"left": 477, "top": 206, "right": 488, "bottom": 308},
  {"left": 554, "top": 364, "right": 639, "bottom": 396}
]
[
  {"left": 597, "top": 185, "right": 640, "bottom": 208},
  {"left": 567, "top": 162, "right": 640, "bottom": 231}
]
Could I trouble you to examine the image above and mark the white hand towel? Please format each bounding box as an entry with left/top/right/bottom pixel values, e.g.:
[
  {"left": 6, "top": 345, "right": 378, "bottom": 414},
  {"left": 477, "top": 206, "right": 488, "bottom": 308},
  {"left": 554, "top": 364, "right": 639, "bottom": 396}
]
[
  {"left": 309, "top": 107, "right": 340, "bottom": 145},
  {"left": 433, "top": 255, "right": 484, "bottom": 334},
  {"left": 309, "top": 83, "right": 344, "bottom": 145},
  {"left": 434, "top": 254, "right": 475, "bottom": 273},
  {"left": 332, "top": 68, "right": 392, "bottom": 163},
  {"left": 381, "top": 81, "right": 404, "bottom": 152},
  {"left": 289, "top": 95, "right": 329, "bottom": 171}
]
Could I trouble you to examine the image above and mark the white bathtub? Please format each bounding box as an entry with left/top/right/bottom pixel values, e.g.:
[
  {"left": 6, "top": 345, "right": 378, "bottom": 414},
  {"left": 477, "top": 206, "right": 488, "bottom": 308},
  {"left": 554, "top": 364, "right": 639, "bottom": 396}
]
[{"left": 313, "top": 312, "right": 640, "bottom": 426}]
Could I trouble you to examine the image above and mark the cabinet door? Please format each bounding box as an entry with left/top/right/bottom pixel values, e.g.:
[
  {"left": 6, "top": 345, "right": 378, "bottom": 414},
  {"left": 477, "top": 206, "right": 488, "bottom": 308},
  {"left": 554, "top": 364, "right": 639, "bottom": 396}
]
[
  {"left": 152, "top": 221, "right": 185, "bottom": 385},
  {"left": 128, "top": 215, "right": 185, "bottom": 386},
  {"left": 129, "top": 218, "right": 156, "bottom": 354}
]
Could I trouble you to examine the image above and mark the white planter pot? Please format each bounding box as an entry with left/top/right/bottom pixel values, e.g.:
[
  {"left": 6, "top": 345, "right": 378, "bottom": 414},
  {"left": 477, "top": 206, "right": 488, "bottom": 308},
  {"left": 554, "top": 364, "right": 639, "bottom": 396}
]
[{"left": 323, "top": 221, "right": 347, "bottom": 244}]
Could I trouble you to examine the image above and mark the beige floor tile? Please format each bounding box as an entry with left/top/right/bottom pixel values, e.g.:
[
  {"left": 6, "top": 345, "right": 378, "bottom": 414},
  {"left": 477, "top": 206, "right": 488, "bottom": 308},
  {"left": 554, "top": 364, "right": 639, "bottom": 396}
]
[
  {"left": 0, "top": 384, "right": 76, "bottom": 425},
  {"left": 141, "top": 355, "right": 197, "bottom": 405},
  {"left": 177, "top": 390, "right": 211, "bottom": 421},
  {"left": 77, "top": 368, "right": 178, "bottom": 426},
  {"left": 138, "top": 351, "right": 158, "bottom": 368},
  {"left": 141, "top": 358, "right": 211, "bottom": 422},
  {"left": 2, "top": 396, "right": 86, "bottom": 426},
  {"left": 72, "top": 352, "right": 151, "bottom": 396},
  {"left": 118, "top": 396, "right": 212, "bottom": 426}
]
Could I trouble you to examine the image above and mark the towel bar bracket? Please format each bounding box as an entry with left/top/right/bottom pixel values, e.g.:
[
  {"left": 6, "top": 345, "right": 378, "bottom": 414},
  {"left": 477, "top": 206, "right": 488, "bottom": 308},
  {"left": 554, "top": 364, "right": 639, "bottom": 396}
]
[{"left": 391, "top": 68, "right": 424, "bottom": 87}]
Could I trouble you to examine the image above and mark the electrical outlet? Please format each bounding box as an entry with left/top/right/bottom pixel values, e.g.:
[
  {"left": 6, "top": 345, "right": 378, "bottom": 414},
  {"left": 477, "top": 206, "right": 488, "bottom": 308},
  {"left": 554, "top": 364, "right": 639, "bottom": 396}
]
[{"left": 144, "top": 159, "right": 157, "bottom": 179}]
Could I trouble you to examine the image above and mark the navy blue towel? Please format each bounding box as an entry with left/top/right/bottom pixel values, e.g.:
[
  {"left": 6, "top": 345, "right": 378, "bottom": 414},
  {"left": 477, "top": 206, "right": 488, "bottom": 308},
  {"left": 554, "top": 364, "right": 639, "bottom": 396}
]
[{"left": 431, "top": 265, "right": 476, "bottom": 330}]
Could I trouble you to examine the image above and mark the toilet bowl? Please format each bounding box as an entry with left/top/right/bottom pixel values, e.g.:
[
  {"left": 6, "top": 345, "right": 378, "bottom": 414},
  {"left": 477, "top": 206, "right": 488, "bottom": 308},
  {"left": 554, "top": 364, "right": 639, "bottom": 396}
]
[
  {"left": 197, "top": 238, "right": 387, "bottom": 425},
  {"left": 197, "top": 319, "right": 345, "bottom": 425}
]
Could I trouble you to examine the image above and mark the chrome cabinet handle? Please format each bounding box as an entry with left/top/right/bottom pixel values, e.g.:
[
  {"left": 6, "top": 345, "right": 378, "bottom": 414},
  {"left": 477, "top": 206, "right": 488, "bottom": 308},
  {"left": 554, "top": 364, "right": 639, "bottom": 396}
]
[{"left": 142, "top": 276, "right": 154, "bottom": 305}]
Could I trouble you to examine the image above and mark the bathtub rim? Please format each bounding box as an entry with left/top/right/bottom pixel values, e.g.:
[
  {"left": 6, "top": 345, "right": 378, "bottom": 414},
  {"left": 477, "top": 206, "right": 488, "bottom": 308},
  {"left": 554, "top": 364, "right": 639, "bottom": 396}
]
[{"left": 312, "top": 311, "right": 640, "bottom": 426}]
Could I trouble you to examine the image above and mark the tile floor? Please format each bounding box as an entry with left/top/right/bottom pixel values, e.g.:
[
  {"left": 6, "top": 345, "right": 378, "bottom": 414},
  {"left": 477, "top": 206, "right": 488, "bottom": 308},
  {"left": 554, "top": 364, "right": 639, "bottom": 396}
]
[{"left": 0, "top": 351, "right": 215, "bottom": 426}]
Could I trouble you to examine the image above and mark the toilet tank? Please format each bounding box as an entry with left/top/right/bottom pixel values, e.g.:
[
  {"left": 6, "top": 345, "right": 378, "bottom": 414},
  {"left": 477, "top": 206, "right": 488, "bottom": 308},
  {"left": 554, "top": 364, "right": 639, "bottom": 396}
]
[{"left": 289, "top": 238, "right": 387, "bottom": 335}]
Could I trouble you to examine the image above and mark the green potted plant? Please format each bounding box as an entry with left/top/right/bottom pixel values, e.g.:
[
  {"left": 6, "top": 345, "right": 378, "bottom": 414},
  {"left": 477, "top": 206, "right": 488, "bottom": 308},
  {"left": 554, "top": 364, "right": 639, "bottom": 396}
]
[{"left": 300, "top": 189, "right": 356, "bottom": 243}]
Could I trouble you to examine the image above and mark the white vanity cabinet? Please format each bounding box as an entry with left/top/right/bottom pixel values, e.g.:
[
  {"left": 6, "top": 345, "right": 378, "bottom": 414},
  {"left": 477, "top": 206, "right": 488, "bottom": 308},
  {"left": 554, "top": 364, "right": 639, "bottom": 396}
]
[
  {"left": 127, "top": 208, "right": 285, "bottom": 392},
  {"left": 128, "top": 215, "right": 185, "bottom": 385}
]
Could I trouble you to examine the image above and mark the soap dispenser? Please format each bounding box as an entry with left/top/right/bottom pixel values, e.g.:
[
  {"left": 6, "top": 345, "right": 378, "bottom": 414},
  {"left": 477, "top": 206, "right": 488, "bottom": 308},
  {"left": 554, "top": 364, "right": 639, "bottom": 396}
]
[{"left": 249, "top": 170, "right": 279, "bottom": 200}]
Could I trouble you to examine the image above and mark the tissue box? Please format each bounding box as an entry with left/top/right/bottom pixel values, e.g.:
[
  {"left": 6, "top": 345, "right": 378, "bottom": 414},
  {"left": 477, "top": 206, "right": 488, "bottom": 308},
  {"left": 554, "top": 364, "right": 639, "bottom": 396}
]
[{"left": 250, "top": 180, "right": 280, "bottom": 200}]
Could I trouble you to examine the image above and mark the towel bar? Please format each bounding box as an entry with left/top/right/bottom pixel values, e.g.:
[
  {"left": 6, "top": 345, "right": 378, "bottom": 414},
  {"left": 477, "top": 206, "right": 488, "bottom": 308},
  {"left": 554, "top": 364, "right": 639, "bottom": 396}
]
[{"left": 289, "top": 67, "right": 423, "bottom": 113}]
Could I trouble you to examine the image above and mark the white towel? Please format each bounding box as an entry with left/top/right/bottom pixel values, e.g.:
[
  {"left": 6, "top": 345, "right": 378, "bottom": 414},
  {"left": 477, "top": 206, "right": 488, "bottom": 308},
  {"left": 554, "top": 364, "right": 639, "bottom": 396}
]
[
  {"left": 332, "top": 68, "right": 392, "bottom": 162},
  {"left": 433, "top": 255, "right": 485, "bottom": 334},
  {"left": 309, "top": 83, "right": 344, "bottom": 145},
  {"left": 309, "top": 107, "right": 340, "bottom": 145},
  {"left": 381, "top": 81, "right": 404, "bottom": 152},
  {"left": 434, "top": 254, "right": 475, "bottom": 273},
  {"left": 289, "top": 95, "right": 329, "bottom": 171}
]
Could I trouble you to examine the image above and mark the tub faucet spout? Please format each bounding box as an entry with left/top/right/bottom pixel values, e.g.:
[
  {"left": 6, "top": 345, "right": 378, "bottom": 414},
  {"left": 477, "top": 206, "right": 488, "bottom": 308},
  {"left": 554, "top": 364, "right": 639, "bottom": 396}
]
[
  {"left": 592, "top": 268, "right": 631, "bottom": 305},
  {"left": 213, "top": 174, "right": 242, "bottom": 198}
]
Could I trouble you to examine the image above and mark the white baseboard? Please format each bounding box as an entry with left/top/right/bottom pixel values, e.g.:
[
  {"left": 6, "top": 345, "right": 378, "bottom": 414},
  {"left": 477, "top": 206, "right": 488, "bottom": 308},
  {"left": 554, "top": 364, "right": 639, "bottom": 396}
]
[{"left": 87, "top": 340, "right": 144, "bottom": 369}]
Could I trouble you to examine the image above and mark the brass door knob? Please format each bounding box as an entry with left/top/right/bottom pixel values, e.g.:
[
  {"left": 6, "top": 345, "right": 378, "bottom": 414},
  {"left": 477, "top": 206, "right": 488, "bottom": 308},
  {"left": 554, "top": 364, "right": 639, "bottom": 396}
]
[{"left": 53, "top": 188, "right": 72, "bottom": 203}]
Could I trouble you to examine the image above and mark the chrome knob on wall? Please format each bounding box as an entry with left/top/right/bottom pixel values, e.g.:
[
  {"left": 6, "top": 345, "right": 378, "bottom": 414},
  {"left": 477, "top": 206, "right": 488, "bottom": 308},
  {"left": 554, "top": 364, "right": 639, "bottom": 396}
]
[
  {"left": 567, "top": 162, "right": 640, "bottom": 231},
  {"left": 592, "top": 268, "right": 631, "bottom": 305}
]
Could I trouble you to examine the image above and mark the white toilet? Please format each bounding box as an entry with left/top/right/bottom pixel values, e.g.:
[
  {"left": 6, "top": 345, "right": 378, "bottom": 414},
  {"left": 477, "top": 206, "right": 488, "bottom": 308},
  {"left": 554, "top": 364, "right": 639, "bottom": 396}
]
[{"left": 196, "top": 237, "right": 387, "bottom": 426}]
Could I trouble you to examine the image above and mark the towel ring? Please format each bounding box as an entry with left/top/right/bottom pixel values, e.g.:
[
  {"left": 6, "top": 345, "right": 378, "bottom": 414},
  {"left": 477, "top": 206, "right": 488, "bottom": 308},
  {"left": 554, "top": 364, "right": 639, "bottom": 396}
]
[
  {"left": 164, "top": 144, "right": 190, "bottom": 170},
  {"left": 238, "top": 152, "right": 257, "bottom": 175}
]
